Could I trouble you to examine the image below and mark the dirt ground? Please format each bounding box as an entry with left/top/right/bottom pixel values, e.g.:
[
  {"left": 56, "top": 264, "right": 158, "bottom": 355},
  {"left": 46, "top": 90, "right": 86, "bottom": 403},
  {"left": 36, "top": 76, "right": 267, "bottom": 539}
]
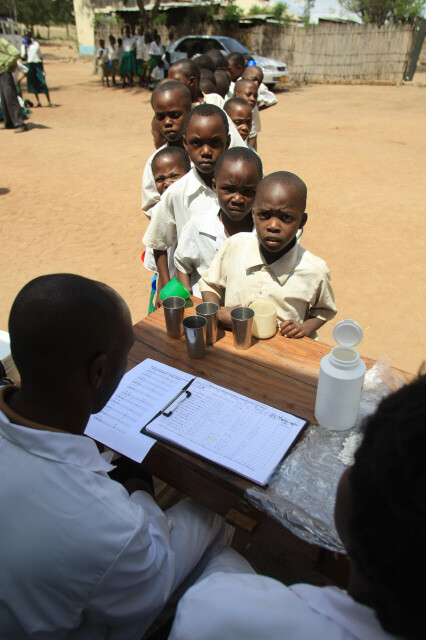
[{"left": 1, "top": 41, "right": 425, "bottom": 374}]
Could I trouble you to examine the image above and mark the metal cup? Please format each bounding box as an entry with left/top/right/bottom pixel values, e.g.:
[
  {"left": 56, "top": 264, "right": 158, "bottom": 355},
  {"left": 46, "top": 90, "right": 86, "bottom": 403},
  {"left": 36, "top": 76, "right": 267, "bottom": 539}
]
[
  {"left": 195, "top": 302, "right": 219, "bottom": 345},
  {"left": 183, "top": 315, "right": 207, "bottom": 358},
  {"left": 162, "top": 296, "right": 185, "bottom": 338},
  {"left": 231, "top": 306, "right": 255, "bottom": 350}
]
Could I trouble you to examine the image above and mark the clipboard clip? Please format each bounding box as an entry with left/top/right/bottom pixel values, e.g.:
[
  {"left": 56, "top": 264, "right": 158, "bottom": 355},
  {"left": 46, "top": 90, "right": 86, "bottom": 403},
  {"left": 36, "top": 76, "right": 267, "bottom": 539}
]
[
  {"left": 141, "top": 378, "right": 195, "bottom": 431},
  {"left": 163, "top": 389, "right": 192, "bottom": 417}
]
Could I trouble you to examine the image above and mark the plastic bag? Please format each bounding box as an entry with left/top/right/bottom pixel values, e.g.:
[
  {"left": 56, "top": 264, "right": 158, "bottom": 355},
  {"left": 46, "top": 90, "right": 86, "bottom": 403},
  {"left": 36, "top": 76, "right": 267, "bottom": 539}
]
[{"left": 245, "top": 357, "right": 405, "bottom": 552}]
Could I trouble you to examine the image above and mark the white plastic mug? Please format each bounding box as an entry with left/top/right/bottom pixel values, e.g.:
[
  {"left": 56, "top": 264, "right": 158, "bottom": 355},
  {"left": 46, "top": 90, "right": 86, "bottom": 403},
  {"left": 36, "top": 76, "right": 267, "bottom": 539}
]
[{"left": 249, "top": 301, "right": 277, "bottom": 339}]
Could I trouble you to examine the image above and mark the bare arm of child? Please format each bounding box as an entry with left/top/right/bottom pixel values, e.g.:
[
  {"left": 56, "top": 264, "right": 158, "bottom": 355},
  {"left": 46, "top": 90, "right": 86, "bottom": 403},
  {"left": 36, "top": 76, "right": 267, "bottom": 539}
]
[
  {"left": 279, "top": 317, "right": 325, "bottom": 339},
  {"left": 177, "top": 270, "right": 192, "bottom": 293},
  {"left": 154, "top": 250, "right": 170, "bottom": 309},
  {"left": 248, "top": 137, "right": 256, "bottom": 148}
]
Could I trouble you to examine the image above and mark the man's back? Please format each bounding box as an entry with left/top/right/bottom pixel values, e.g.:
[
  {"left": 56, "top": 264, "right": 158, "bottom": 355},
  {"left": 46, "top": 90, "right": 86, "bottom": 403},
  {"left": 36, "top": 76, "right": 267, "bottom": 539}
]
[{"left": 0, "top": 397, "right": 175, "bottom": 639}]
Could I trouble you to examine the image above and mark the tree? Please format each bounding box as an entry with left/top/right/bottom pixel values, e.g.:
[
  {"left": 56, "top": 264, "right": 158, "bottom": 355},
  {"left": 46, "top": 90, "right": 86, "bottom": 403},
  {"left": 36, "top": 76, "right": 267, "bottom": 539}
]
[
  {"left": 0, "top": 0, "right": 74, "bottom": 33},
  {"left": 221, "top": 3, "right": 244, "bottom": 28},
  {"left": 136, "top": 0, "right": 162, "bottom": 29},
  {"left": 338, "top": 0, "right": 425, "bottom": 24},
  {"left": 301, "top": 0, "right": 315, "bottom": 26}
]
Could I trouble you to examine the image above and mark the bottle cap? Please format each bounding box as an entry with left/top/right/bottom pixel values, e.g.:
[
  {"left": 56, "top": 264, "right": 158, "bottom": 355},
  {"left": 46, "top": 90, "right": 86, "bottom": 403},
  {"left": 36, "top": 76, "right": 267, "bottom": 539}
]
[{"left": 332, "top": 319, "right": 363, "bottom": 348}]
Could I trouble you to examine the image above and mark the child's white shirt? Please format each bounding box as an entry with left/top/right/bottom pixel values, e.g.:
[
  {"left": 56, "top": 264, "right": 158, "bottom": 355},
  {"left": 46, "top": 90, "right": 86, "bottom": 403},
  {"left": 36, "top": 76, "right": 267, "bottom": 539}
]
[
  {"left": 258, "top": 83, "right": 277, "bottom": 107},
  {"left": 174, "top": 207, "right": 226, "bottom": 296},
  {"left": 199, "top": 233, "right": 337, "bottom": 329},
  {"left": 141, "top": 113, "right": 245, "bottom": 218},
  {"left": 122, "top": 37, "right": 135, "bottom": 53},
  {"left": 151, "top": 66, "right": 165, "bottom": 81},
  {"left": 143, "top": 167, "right": 217, "bottom": 252},
  {"left": 250, "top": 105, "right": 261, "bottom": 138}
]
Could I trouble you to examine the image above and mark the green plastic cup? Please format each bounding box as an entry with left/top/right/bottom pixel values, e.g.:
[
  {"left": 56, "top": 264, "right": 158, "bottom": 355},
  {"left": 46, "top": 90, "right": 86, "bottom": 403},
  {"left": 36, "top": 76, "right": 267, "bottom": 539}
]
[{"left": 160, "top": 277, "right": 191, "bottom": 302}]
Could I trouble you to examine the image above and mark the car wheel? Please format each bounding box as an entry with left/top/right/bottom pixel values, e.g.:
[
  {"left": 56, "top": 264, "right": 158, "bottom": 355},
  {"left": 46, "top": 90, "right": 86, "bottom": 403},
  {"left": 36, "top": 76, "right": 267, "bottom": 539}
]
[{"left": 266, "top": 83, "right": 275, "bottom": 90}]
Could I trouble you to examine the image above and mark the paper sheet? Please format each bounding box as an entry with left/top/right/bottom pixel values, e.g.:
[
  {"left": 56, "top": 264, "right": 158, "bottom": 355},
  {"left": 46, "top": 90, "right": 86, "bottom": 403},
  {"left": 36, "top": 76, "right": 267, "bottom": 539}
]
[
  {"left": 146, "top": 376, "right": 307, "bottom": 485},
  {"left": 85, "top": 359, "right": 193, "bottom": 462}
]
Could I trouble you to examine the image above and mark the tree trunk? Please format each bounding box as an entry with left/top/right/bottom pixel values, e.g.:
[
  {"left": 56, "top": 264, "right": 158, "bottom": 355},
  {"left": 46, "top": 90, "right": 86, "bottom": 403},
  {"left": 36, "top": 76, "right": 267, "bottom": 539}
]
[{"left": 136, "top": 0, "right": 162, "bottom": 29}]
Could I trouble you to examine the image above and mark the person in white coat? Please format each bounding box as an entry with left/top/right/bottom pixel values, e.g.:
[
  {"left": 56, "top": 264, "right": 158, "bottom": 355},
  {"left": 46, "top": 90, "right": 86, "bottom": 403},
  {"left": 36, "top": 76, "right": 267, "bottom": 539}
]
[
  {"left": 169, "top": 373, "right": 426, "bottom": 640},
  {"left": 0, "top": 273, "right": 233, "bottom": 639}
]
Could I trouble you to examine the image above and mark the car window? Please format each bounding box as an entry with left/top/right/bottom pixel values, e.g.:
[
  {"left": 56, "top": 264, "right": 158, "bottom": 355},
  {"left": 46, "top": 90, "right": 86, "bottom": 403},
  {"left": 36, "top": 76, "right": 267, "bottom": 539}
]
[
  {"left": 3, "top": 21, "right": 12, "bottom": 35},
  {"left": 176, "top": 38, "right": 204, "bottom": 57},
  {"left": 219, "top": 37, "right": 249, "bottom": 54},
  {"left": 205, "top": 38, "right": 226, "bottom": 53},
  {"left": 13, "top": 24, "right": 21, "bottom": 35}
]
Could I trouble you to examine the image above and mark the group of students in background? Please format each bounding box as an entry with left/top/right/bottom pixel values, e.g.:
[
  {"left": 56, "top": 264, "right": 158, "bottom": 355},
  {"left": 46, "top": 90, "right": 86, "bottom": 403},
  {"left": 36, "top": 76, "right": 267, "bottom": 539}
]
[
  {"left": 141, "top": 48, "right": 337, "bottom": 340},
  {"left": 96, "top": 25, "right": 173, "bottom": 88},
  {"left": 0, "top": 29, "right": 54, "bottom": 133}
]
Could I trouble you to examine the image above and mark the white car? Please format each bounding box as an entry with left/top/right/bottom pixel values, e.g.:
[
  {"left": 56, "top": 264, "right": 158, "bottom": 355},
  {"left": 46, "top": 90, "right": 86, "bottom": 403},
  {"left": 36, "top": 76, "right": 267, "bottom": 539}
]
[{"left": 168, "top": 35, "right": 287, "bottom": 88}]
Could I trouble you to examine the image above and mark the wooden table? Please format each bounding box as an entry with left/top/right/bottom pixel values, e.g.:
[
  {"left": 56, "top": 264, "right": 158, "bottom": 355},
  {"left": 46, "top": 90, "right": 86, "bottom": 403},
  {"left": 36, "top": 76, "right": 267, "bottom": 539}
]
[{"left": 129, "top": 301, "right": 410, "bottom": 586}]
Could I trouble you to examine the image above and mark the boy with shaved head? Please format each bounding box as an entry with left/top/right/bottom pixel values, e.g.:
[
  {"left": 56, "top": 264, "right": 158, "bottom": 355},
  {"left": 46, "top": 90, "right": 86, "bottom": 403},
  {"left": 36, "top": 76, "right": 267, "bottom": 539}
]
[
  {"left": 168, "top": 58, "right": 223, "bottom": 108},
  {"left": 200, "top": 171, "right": 337, "bottom": 337},
  {"left": 142, "top": 80, "right": 193, "bottom": 217},
  {"left": 0, "top": 274, "right": 234, "bottom": 639},
  {"left": 242, "top": 64, "right": 277, "bottom": 149}
]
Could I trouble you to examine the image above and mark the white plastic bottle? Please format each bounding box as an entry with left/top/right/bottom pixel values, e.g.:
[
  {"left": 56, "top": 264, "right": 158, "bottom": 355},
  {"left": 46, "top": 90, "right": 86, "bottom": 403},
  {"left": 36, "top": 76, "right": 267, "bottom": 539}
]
[{"left": 314, "top": 319, "right": 366, "bottom": 431}]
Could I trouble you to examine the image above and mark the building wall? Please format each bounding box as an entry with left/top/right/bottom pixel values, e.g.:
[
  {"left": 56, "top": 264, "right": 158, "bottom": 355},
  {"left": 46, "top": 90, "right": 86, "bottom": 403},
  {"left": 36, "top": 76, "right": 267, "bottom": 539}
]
[{"left": 73, "top": 0, "right": 95, "bottom": 55}]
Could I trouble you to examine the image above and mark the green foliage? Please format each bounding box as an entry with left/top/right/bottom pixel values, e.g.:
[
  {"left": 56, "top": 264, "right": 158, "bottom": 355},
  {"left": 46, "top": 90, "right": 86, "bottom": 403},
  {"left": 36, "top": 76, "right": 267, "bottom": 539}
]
[
  {"left": 249, "top": 4, "right": 265, "bottom": 14},
  {"left": 153, "top": 11, "right": 167, "bottom": 25},
  {"left": 0, "top": 0, "right": 75, "bottom": 27},
  {"left": 272, "top": 1, "right": 290, "bottom": 22},
  {"left": 248, "top": 1, "right": 290, "bottom": 23},
  {"left": 222, "top": 3, "right": 244, "bottom": 28},
  {"left": 93, "top": 13, "right": 124, "bottom": 29},
  {"left": 338, "top": 0, "right": 425, "bottom": 24}
]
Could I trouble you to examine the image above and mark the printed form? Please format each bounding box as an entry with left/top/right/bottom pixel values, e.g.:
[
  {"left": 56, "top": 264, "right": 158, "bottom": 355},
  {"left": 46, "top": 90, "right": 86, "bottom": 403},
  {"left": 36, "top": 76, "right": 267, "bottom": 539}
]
[
  {"left": 85, "top": 358, "right": 307, "bottom": 483},
  {"left": 85, "top": 359, "right": 193, "bottom": 462}
]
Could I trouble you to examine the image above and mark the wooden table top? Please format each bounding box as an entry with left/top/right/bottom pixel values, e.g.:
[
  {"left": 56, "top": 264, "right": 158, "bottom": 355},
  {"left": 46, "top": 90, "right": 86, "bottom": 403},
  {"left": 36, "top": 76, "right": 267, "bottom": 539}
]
[{"left": 127, "top": 302, "right": 412, "bottom": 582}]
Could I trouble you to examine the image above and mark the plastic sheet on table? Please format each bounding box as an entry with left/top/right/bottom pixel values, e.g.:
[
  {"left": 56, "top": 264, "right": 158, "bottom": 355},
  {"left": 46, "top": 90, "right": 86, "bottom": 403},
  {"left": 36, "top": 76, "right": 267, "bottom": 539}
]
[{"left": 245, "top": 358, "right": 405, "bottom": 552}]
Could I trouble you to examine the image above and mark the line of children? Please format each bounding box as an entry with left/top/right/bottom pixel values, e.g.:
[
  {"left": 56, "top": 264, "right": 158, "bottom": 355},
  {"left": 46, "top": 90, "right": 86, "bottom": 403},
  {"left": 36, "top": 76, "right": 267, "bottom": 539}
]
[
  {"left": 233, "top": 78, "right": 259, "bottom": 148},
  {"left": 143, "top": 103, "right": 230, "bottom": 299},
  {"left": 142, "top": 50, "right": 333, "bottom": 339},
  {"left": 175, "top": 147, "right": 262, "bottom": 296}
]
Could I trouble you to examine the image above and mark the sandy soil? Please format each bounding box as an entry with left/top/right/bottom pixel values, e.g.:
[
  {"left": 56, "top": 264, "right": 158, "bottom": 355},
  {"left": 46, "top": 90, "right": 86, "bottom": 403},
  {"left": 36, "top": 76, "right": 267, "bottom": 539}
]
[{"left": 1, "top": 42, "right": 425, "bottom": 374}]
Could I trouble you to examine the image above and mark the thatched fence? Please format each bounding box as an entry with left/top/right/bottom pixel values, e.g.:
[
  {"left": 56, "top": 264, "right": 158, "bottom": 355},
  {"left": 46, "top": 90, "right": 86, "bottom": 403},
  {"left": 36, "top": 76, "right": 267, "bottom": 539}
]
[
  {"left": 240, "top": 22, "right": 416, "bottom": 84},
  {"left": 95, "top": 19, "right": 420, "bottom": 85}
]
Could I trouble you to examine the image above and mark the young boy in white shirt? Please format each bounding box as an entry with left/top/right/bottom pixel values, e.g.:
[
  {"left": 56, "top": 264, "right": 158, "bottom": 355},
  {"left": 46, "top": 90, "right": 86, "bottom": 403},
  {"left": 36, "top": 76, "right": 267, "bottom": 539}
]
[
  {"left": 151, "top": 146, "right": 191, "bottom": 196},
  {"left": 233, "top": 78, "right": 259, "bottom": 149},
  {"left": 223, "top": 97, "right": 253, "bottom": 143},
  {"left": 142, "top": 81, "right": 193, "bottom": 217},
  {"left": 143, "top": 103, "right": 230, "bottom": 299},
  {"left": 174, "top": 147, "right": 262, "bottom": 296},
  {"left": 242, "top": 64, "right": 277, "bottom": 150},
  {"left": 199, "top": 171, "right": 337, "bottom": 338},
  {"left": 226, "top": 52, "right": 245, "bottom": 98}
]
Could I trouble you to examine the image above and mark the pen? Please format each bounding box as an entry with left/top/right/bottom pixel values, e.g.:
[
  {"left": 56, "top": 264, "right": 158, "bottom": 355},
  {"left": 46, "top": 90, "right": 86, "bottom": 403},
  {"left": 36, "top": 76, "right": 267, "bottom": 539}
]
[{"left": 140, "top": 378, "right": 195, "bottom": 431}]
